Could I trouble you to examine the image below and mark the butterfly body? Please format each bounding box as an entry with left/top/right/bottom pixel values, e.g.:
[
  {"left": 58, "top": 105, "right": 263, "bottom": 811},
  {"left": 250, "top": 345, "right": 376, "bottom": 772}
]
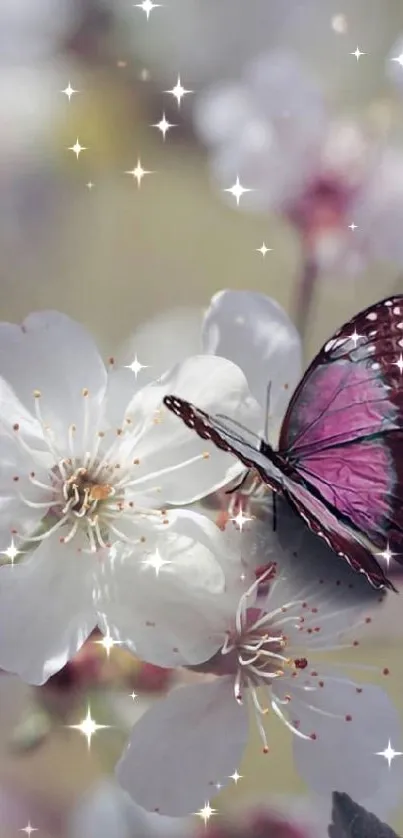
[{"left": 164, "top": 296, "right": 403, "bottom": 591}]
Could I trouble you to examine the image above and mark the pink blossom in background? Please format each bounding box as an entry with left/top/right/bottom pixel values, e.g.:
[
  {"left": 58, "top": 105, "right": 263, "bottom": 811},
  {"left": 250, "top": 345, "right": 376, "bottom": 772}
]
[{"left": 194, "top": 50, "right": 403, "bottom": 279}]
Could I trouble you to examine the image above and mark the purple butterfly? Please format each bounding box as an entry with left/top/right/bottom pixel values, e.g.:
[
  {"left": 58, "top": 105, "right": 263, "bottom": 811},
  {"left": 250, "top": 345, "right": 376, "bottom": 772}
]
[{"left": 163, "top": 295, "right": 403, "bottom": 592}]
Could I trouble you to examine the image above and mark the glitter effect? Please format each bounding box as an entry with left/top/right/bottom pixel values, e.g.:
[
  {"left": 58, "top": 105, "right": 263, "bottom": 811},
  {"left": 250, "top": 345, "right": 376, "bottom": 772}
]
[
  {"left": 94, "top": 629, "right": 122, "bottom": 657},
  {"left": 152, "top": 113, "right": 176, "bottom": 140},
  {"left": 68, "top": 706, "right": 110, "bottom": 749},
  {"left": 1, "top": 537, "right": 20, "bottom": 564},
  {"left": 196, "top": 803, "right": 217, "bottom": 824},
  {"left": 142, "top": 548, "right": 171, "bottom": 577},
  {"left": 375, "top": 740, "right": 403, "bottom": 768},
  {"left": 125, "top": 160, "right": 154, "bottom": 187},
  {"left": 68, "top": 139, "right": 87, "bottom": 158},
  {"left": 165, "top": 75, "right": 193, "bottom": 107},
  {"left": 256, "top": 243, "right": 272, "bottom": 257},
  {"left": 61, "top": 82, "right": 79, "bottom": 100},
  {"left": 20, "top": 825, "right": 38, "bottom": 837},
  {"left": 230, "top": 508, "right": 254, "bottom": 531},
  {"left": 224, "top": 176, "right": 254, "bottom": 206},
  {"left": 351, "top": 47, "right": 366, "bottom": 61},
  {"left": 135, "top": 1, "right": 162, "bottom": 19},
  {"left": 124, "top": 354, "right": 149, "bottom": 377}
]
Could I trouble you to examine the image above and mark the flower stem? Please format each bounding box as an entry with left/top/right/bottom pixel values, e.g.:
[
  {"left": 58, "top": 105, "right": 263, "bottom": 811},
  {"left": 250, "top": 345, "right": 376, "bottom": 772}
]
[{"left": 293, "top": 249, "right": 319, "bottom": 349}]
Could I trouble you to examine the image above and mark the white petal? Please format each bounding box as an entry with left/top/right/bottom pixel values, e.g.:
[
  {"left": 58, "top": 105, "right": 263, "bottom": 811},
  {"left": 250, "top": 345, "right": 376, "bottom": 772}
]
[
  {"left": 288, "top": 676, "right": 402, "bottom": 812},
  {"left": 116, "top": 676, "right": 248, "bottom": 816},
  {"left": 202, "top": 290, "right": 302, "bottom": 443},
  {"left": 117, "top": 307, "right": 203, "bottom": 386},
  {"left": 96, "top": 510, "right": 238, "bottom": 667},
  {"left": 0, "top": 312, "right": 107, "bottom": 454},
  {"left": 125, "top": 355, "right": 261, "bottom": 504},
  {"left": 0, "top": 538, "right": 97, "bottom": 684},
  {"left": 0, "top": 431, "right": 52, "bottom": 551}
]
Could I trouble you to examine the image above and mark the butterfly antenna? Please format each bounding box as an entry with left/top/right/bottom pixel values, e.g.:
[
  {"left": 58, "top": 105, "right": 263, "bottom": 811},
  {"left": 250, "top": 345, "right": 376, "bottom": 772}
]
[{"left": 264, "top": 381, "right": 272, "bottom": 444}]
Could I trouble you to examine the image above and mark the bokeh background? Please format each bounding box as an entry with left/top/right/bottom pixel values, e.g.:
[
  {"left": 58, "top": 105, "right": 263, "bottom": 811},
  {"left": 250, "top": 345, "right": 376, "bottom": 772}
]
[{"left": 2, "top": 0, "right": 403, "bottom": 834}]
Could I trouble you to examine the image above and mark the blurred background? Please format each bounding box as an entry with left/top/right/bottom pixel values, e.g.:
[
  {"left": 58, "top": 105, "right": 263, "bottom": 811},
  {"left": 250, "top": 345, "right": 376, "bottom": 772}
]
[{"left": 2, "top": 0, "right": 403, "bottom": 834}]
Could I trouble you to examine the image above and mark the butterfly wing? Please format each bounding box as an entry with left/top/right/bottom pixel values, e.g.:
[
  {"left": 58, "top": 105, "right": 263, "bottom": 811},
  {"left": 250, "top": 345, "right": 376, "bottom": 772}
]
[
  {"left": 279, "top": 295, "right": 403, "bottom": 567},
  {"left": 163, "top": 395, "right": 395, "bottom": 590}
]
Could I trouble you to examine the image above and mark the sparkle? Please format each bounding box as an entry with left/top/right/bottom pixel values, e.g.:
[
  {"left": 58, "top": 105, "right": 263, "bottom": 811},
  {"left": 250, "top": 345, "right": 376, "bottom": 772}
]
[
  {"left": 224, "top": 176, "right": 254, "bottom": 206},
  {"left": 61, "top": 81, "right": 79, "bottom": 100},
  {"left": 348, "top": 222, "right": 358, "bottom": 231},
  {"left": 130, "top": 691, "right": 138, "bottom": 701},
  {"left": 391, "top": 54, "right": 403, "bottom": 67},
  {"left": 230, "top": 770, "right": 243, "bottom": 783},
  {"left": 20, "top": 825, "right": 38, "bottom": 837},
  {"left": 68, "top": 706, "right": 110, "bottom": 749},
  {"left": 135, "top": 0, "right": 162, "bottom": 19},
  {"left": 94, "top": 629, "right": 122, "bottom": 657},
  {"left": 376, "top": 542, "right": 395, "bottom": 569},
  {"left": 124, "top": 354, "right": 149, "bottom": 377},
  {"left": 348, "top": 329, "right": 364, "bottom": 347},
  {"left": 351, "top": 47, "right": 366, "bottom": 61},
  {"left": 376, "top": 740, "right": 403, "bottom": 768},
  {"left": 393, "top": 354, "right": 403, "bottom": 374},
  {"left": 140, "top": 68, "right": 150, "bottom": 81},
  {"left": 68, "top": 138, "right": 87, "bottom": 158},
  {"left": 142, "top": 548, "right": 171, "bottom": 577},
  {"left": 86, "top": 181, "right": 94, "bottom": 190},
  {"left": 230, "top": 508, "right": 254, "bottom": 531},
  {"left": 196, "top": 803, "right": 217, "bottom": 825},
  {"left": 152, "top": 112, "right": 176, "bottom": 140},
  {"left": 2, "top": 536, "right": 20, "bottom": 564},
  {"left": 125, "top": 159, "right": 154, "bottom": 187},
  {"left": 256, "top": 243, "right": 272, "bottom": 257},
  {"left": 165, "top": 75, "right": 193, "bottom": 107}
]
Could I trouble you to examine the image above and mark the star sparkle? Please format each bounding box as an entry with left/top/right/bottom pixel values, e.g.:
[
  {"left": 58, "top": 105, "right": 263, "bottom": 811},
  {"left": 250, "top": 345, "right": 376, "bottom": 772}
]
[
  {"left": 152, "top": 112, "right": 176, "bottom": 140},
  {"left": 130, "top": 691, "right": 138, "bottom": 701},
  {"left": 230, "top": 508, "right": 254, "bottom": 531},
  {"left": 86, "top": 181, "right": 94, "bottom": 190},
  {"left": 2, "top": 537, "right": 20, "bottom": 564},
  {"left": 68, "top": 706, "right": 110, "bottom": 749},
  {"left": 348, "top": 329, "right": 364, "bottom": 347},
  {"left": 94, "top": 630, "right": 122, "bottom": 657},
  {"left": 125, "top": 160, "right": 154, "bottom": 188},
  {"left": 230, "top": 770, "right": 243, "bottom": 783},
  {"left": 20, "top": 825, "right": 38, "bottom": 837},
  {"left": 224, "top": 176, "right": 254, "bottom": 206},
  {"left": 196, "top": 803, "right": 217, "bottom": 824},
  {"left": 142, "top": 548, "right": 171, "bottom": 577},
  {"left": 165, "top": 75, "right": 193, "bottom": 107},
  {"left": 351, "top": 47, "right": 366, "bottom": 61},
  {"left": 391, "top": 53, "right": 403, "bottom": 67},
  {"left": 375, "top": 740, "right": 403, "bottom": 768},
  {"left": 393, "top": 354, "right": 403, "bottom": 374},
  {"left": 124, "top": 354, "right": 149, "bottom": 377},
  {"left": 68, "top": 138, "right": 87, "bottom": 158},
  {"left": 348, "top": 222, "right": 358, "bottom": 231},
  {"left": 256, "top": 243, "right": 272, "bottom": 257},
  {"left": 376, "top": 542, "right": 395, "bottom": 569},
  {"left": 61, "top": 82, "right": 79, "bottom": 100},
  {"left": 135, "top": 0, "right": 162, "bottom": 19}
]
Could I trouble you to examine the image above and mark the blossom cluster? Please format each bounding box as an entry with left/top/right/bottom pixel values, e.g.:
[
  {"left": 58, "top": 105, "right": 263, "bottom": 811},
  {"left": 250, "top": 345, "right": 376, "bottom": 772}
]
[{"left": 0, "top": 291, "right": 401, "bottom": 828}]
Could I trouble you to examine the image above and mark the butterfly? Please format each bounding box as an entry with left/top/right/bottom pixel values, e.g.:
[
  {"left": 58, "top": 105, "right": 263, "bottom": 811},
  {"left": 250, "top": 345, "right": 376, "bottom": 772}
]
[{"left": 163, "top": 295, "right": 403, "bottom": 592}]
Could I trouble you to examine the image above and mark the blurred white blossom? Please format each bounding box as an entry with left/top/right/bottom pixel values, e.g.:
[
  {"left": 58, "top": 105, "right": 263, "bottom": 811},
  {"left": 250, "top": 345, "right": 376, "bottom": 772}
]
[{"left": 195, "top": 50, "right": 403, "bottom": 276}]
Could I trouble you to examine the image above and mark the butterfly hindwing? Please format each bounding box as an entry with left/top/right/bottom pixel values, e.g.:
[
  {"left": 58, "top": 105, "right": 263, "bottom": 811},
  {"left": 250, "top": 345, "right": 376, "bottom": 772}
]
[{"left": 279, "top": 296, "right": 403, "bottom": 563}]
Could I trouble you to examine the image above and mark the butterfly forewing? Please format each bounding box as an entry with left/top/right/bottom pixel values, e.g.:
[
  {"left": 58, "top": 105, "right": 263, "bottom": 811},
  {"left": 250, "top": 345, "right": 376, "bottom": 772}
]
[{"left": 279, "top": 296, "right": 403, "bottom": 563}]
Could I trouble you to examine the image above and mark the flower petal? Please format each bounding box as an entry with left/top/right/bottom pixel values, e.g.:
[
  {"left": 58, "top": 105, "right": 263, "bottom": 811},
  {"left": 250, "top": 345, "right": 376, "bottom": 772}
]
[
  {"left": 0, "top": 431, "right": 52, "bottom": 551},
  {"left": 96, "top": 510, "right": 241, "bottom": 667},
  {"left": 0, "top": 537, "right": 97, "bottom": 684},
  {"left": 0, "top": 312, "right": 107, "bottom": 453},
  {"left": 116, "top": 676, "right": 248, "bottom": 816},
  {"left": 202, "top": 290, "right": 302, "bottom": 443},
  {"left": 289, "top": 677, "right": 402, "bottom": 813},
  {"left": 124, "top": 354, "right": 261, "bottom": 504}
]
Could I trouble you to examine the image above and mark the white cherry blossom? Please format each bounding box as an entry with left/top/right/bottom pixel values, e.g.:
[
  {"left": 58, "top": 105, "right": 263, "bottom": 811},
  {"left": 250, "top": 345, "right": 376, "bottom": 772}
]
[
  {"left": 116, "top": 517, "right": 401, "bottom": 817},
  {"left": 0, "top": 311, "right": 259, "bottom": 684}
]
